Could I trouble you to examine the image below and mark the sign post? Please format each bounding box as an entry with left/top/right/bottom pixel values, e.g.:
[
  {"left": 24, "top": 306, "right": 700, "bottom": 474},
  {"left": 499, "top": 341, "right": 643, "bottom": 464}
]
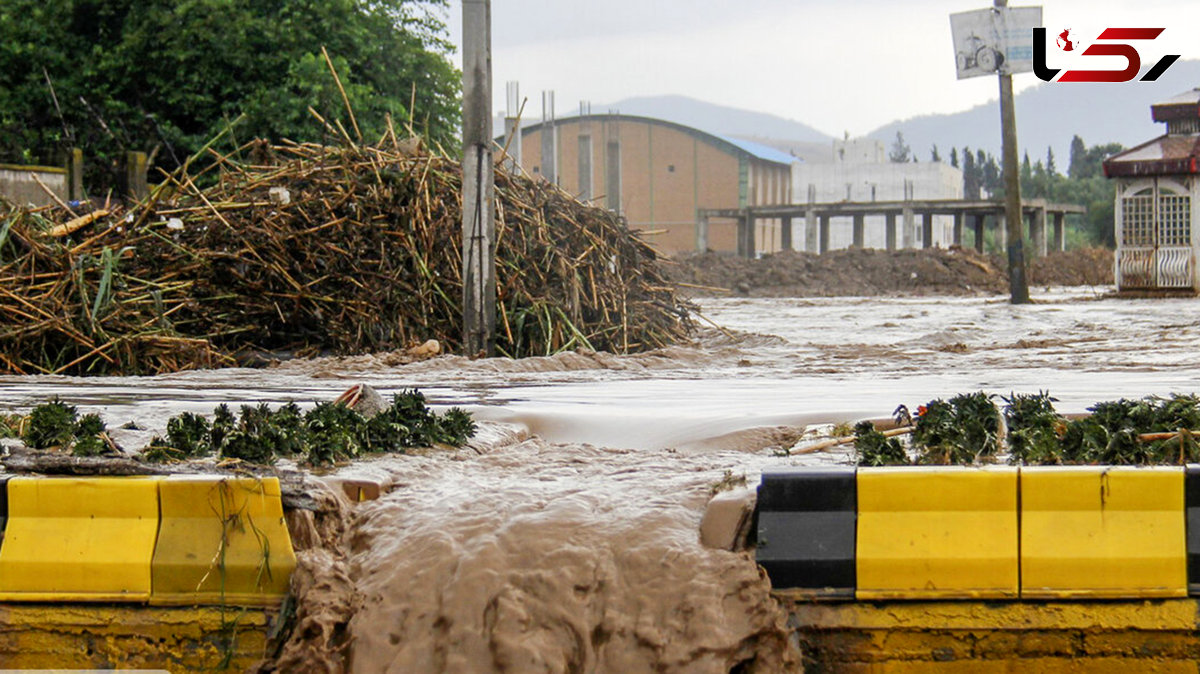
[
  {"left": 462, "top": 0, "right": 496, "bottom": 355},
  {"left": 951, "top": 3, "right": 1040, "bottom": 304}
]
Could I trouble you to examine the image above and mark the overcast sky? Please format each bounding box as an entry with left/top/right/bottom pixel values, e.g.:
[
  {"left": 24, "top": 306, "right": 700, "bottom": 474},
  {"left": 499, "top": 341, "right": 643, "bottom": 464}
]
[{"left": 439, "top": 0, "right": 1200, "bottom": 137}]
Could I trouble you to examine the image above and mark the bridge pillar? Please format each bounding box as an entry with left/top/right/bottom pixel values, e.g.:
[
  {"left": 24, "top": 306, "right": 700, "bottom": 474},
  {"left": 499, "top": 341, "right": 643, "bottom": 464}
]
[
  {"left": 819, "top": 215, "right": 830, "bottom": 254},
  {"left": 902, "top": 207, "right": 914, "bottom": 248},
  {"left": 805, "top": 207, "right": 818, "bottom": 252},
  {"left": 996, "top": 213, "right": 1008, "bottom": 251},
  {"left": 973, "top": 214, "right": 986, "bottom": 254},
  {"left": 743, "top": 213, "right": 756, "bottom": 258},
  {"left": 1052, "top": 212, "right": 1065, "bottom": 252},
  {"left": 1031, "top": 207, "right": 1047, "bottom": 257},
  {"left": 921, "top": 212, "right": 933, "bottom": 249},
  {"left": 695, "top": 211, "right": 708, "bottom": 252},
  {"left": 852, "top": 214, "right": 865, "bottom": 249},
  {"left": 885, "top": 213, "right": 897, "bottom": 251},
  {"left": 781, "top": 216, "right": 792, "bottom": 251},
  {"left": 953, "top": 212, "right": 964, "bottom": 247}
]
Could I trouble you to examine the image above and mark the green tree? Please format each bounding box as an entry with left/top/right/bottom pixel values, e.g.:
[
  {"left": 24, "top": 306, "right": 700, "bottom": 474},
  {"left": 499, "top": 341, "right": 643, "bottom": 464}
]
[
  {"left": 0, "top": 0, "right": 460, "bottom": 189},
  {"left": 962, "top": 146, "right": 978, "bottom": 199},
  {"left": 1068, "top": 135, "right": 1088, "bottom": 179},
  {"left": 949, "top": 147, "right": 959, "bottom": 168},
  {"left": 930, "top": 144, "right": 941, "bottom": 163},
  {"left": 889, "top": 131, "right": 912, "bottom": 163},
  {"left": 982, "top": 153, "right": 1000, "bottom": 196}
]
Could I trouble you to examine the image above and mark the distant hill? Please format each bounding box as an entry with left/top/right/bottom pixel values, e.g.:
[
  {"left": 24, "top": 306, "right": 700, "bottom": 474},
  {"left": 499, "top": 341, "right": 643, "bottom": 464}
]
[
  {"left": 517, "top": 65, "right": 1200, "bottom": 169},
  {"left": 867, "top": 59, "right": 1200, "bottom": 165},
  {"left": 598, "top": 94, "right": 833, "bottom": 145}
]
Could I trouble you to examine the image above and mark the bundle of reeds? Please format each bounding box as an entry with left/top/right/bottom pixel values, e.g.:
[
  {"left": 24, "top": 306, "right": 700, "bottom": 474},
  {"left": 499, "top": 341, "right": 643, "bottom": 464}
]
[{"left": 0, "top": 136, "right": 693, "bottom": 375}]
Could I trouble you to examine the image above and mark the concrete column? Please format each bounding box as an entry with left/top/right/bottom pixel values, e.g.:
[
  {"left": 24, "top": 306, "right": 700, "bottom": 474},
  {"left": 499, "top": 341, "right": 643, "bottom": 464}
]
[
  {"left": 1052, "top": 212, "right": 1065, "bottom": 252},
  {"left": 805, "top": 207, "right": 817, "bottom": 252},
  {"left": 953, "top": 212, "right": 964, "bottom": 247},
  {"left": 696, "top": 211, "right": 709, "bottom": 252},
  {"left": 747, "top": 213, "right": 756, "bottom": 257},
  {"left": 996, "top": 213, "right": 1008, "bottom": 251},
  {"left": 819, "top": 215, "right": 830, "bottom": 254},
  {"left": 921, "top": 212, "right": 933, "bottom": 249},
  {"left": 781, "top": 215, "right": 793, "bottom": 251},
  {"left": 736, "top": 214, "right": 749, "bottom": 258},
  {"left": 1032, "top": 207, "right": 1048, "bottom": 257},
  {"left": 973, "top": 214, "right": 986, "bottom": 254},
  {"left": 885, "top": 213, "right": 897, "bottom": 251},
  {"left": 902, "top": 206, "right": 914, "bottom": 248},
  {"left": 852, "top": 214, "right": 865, "bottom": 248},
  {"left": 66, "top": 148, "right": 84, "bottom": 202}
]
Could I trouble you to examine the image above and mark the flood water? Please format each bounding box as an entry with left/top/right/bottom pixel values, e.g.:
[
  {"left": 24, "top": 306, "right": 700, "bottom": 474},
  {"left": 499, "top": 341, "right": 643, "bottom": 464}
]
[
  {"left": 5, "top": 286, "right": 1200, "bottom": 672},
  {"left": 3, "top": 286, "right": 1196, "bottom": 451}
]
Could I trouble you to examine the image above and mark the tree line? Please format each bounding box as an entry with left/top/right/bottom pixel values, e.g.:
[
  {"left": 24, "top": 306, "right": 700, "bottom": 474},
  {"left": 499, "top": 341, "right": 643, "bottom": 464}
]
[
  {"left": 892, "top": 131, "right": 1124, "bottom": 247},
  {"left": 0, "top": 0, "right": 460, "bottom": 191}
]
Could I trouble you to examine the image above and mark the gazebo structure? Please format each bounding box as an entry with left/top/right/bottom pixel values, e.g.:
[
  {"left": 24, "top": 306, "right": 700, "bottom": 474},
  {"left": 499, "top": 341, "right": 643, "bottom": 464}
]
[{"left": 1104, "top": 89, "right": 1200, "bottom": 292}]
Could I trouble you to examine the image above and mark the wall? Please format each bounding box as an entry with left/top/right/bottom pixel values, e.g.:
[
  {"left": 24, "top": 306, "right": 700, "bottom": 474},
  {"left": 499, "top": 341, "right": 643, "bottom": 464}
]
[
  {"left": 0, "top": 164, "right": 68, "bottom": 208},
  {"left": 519, "top": 117, "right": 791, "bottom": 256},
  {"left": 792, "top": 160, "right": 965, "bottom": 249}
]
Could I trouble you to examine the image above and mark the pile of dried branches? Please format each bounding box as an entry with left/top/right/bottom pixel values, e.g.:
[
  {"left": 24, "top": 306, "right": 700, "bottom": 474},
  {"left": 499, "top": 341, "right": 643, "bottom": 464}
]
[{"left": 0, "top": 136, "right": 693, "bottom": 375}]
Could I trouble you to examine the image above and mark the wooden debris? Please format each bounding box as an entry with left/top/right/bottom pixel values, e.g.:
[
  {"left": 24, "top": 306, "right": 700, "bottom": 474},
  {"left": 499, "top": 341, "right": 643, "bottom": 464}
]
[{"left": 0, "top": 138, "right": 694, "bottom": 375}]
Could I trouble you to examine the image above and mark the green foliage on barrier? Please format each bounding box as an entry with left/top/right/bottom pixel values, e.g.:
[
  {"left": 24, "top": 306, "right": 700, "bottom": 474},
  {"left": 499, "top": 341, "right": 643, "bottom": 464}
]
[
  {"left": 19, "top": 399, "right": 109, "bottom": 456},
  {"left": 144, "top": 389, "right": 476, "bottom": 466},
  {"left": 22, "top": 399, "right": 78, "bottom": 449},
  {"left": 856, "top": 391, "right": 1200, "bottom": 467},
  {"left": 1003, "top": 391, "right": 1063, "bottom": 466},
  {"left": 853, "top": 420, "right": 907, "bottom": 467},
  {"left": 913, "top": 392, "right": 1001, "bottom": 465}
]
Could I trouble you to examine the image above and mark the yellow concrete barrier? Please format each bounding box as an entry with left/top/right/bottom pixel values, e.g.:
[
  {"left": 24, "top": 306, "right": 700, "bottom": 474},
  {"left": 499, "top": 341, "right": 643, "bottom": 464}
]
[
  {"left": 151, "top": 476, "right": 296, "bottom": 606},
  {"left": 1021, "top": 466, "right": 1186, "bottom": 599},
  {"left": 856, "top": 466, "right": 1019, "bottom": 600},
  {"left": 0, "top": 476, "right": 161, "bottom": 602}
]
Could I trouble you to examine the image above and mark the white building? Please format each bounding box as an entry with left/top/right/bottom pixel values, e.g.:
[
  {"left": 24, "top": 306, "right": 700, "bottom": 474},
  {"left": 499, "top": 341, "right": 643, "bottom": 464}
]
[{"left": 791, "top": 139, "right": 964, "bottom": 250}]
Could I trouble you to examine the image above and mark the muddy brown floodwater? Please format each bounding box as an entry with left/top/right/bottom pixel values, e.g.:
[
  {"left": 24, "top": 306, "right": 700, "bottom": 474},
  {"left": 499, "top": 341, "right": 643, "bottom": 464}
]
[{"left": 3, "top": 286, "right": 1199, "bottom": 672}]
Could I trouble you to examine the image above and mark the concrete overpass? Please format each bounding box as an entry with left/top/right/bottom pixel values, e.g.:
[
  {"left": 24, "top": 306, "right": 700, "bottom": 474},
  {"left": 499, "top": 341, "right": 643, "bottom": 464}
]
[{"left": 698, "top": 199, "right": 1087, "bottom": 258}]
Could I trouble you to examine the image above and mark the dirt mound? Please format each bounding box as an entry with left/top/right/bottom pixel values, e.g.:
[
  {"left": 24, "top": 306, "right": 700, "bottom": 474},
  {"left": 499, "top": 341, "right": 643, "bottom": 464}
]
[
  {"left": 1028, "top": 247, "right": 1113, "bottom": 287},
  {"left": 669, "top": 247, "right": 1113, "bottom": 297}
]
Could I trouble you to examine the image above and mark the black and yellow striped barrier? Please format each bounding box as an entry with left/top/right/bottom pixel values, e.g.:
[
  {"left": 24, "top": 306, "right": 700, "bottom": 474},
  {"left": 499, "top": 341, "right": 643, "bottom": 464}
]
[
  {"left": 0, "top": 476, "right": 295, "bottom": 606},
  {"left": 758, "top": 466, "right": 1199, "bottom": 600}
]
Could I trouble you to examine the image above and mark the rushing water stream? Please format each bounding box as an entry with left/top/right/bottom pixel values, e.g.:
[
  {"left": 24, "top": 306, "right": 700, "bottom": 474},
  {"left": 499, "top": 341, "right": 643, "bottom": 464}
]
[
  {"left": 3, "top": 286, "right": 1197, "bottom": 450},
  {"left": 5, "top": 287, "right": 1200, "bottom": 672}
]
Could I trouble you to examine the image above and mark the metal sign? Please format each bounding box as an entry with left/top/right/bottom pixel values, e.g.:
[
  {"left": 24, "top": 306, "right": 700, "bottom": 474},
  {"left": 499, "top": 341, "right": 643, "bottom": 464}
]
[{"left": 951, "top": 6, "right": 1042, "bottom": 79}]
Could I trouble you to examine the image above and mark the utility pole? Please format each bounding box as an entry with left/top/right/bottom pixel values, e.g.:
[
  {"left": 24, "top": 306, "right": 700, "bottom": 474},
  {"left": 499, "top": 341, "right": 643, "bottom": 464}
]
[
  {"left": 995, "top": 0, "right": 1030, "bottom": 304},
  {"left": 461, "top": 0, "right": 496, "bottom": 355}
]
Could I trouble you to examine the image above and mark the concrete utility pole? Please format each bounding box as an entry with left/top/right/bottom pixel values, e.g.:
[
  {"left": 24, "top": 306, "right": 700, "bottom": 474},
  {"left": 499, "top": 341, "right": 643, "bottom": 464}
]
[
  {"left": 461, "top": 0, "right": 496, "bottom": 355},
  {"left": 995, "top": 0, "right": 1030, "bottom": 304}
]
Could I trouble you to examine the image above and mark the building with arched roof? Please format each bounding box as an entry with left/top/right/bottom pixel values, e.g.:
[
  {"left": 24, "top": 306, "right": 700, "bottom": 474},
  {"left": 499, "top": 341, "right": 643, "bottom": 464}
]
[{"left": 513, "top": 114, "right": 796, "bottom": 255}]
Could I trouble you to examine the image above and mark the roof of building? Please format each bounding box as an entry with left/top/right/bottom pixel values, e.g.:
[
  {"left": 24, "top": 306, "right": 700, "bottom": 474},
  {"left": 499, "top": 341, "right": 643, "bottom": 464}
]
[
  {"left": 1103, "top": 133, "right": 1200, "bottom": 177},
  {"left": 716, "top": 135, "right": 799, "bottom": 166},
  {"left": 1152, "top": 88, "right": 1200, "bottom": 123},
  {"left": 511, "top": 113, "right": 799, "bottom": 168}
]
